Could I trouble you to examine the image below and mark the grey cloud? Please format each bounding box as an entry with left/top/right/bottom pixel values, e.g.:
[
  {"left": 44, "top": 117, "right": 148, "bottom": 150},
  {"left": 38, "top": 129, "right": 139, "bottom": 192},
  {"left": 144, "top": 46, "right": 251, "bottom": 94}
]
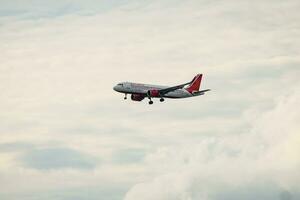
[
  {"left": 0, "top": 142, "right": 34, "bottom": 152},
  {"left": 112, "top": 148, "right": 146, "bottom": 164},
  {"left": 214, "top": 186, "right": 298, "bottom": 200},
  {"left": 228, "top": 189, "right": 298, "bottom": 200},
  {"left": 0, "top": 0, "right": 140, "bottom": 18},
  {"left": 280, "top": 191, "right": 294, "bottom": 200},
  {"left": 21, "top": 148, "right": 98, "bottom": 170},
  {"left": 0, "top": 186, "right": 129, "bottom": 200}
]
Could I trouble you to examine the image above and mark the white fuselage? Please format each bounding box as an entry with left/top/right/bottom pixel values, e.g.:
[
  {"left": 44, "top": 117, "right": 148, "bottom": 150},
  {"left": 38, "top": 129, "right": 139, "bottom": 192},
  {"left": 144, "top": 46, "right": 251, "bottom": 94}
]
[{"left": 113, "top": 82, "right": 192, "bottom": 98}]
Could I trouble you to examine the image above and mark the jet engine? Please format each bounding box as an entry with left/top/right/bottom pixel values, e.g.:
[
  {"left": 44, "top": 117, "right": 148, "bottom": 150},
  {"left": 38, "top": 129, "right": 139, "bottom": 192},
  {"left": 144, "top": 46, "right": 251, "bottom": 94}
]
[
  {"left": 131, "top": 94, "right": 145, "bottom": 101},
  {"left": 147, "top": 89, "right": 160, "bottom": 97}
]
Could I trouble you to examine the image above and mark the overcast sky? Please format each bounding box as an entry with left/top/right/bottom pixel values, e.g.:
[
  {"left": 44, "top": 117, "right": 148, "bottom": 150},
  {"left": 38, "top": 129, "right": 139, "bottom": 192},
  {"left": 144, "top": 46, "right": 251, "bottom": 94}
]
[{"left": 0, "top": 0, "right": 300, "bottom": 200}]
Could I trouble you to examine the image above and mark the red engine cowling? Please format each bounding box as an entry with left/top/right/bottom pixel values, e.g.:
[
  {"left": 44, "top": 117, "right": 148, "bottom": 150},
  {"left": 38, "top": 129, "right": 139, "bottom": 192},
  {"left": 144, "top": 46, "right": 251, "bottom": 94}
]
[
  {"left": 131, "top": 94, "right": 145, "bottom": 101},
  {"left": 147, "top": 89, "right": 160, "bottom": 97}
]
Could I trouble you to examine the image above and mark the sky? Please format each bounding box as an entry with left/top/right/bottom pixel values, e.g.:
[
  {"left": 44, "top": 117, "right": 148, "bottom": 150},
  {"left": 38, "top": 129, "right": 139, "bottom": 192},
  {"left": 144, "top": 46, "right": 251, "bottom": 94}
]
[{"left": 0, "top": 0, "right": 300, "bottom": 199}]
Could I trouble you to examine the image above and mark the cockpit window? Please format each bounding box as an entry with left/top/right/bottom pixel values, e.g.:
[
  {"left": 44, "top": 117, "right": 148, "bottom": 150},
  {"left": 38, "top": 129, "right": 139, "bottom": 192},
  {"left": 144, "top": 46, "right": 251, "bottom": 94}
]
[{"left": 117, "top": 83, "right": 123, "bottom": 86}]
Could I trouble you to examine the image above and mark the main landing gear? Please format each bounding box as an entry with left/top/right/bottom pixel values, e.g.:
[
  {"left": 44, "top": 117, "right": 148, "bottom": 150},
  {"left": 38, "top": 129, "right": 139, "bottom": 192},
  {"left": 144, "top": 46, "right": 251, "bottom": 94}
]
[
  {"left": 148, "top": 98, "right": 164, "bottom": 105},
  {"left": 148, "top": 95, "right": 153, "bottom": 104}
]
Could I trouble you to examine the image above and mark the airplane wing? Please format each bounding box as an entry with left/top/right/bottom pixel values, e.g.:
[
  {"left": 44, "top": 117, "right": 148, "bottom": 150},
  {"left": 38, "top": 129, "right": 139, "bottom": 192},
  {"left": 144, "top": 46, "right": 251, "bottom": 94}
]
[
  {"left": 191, "top": 89, "right": 211, "bottom": 96},
  {"left": 199, "top": 89, "right": 211, "bottom": 93},
  {"left": 158, "top": 82, "right": 192, "bottom": 95}
]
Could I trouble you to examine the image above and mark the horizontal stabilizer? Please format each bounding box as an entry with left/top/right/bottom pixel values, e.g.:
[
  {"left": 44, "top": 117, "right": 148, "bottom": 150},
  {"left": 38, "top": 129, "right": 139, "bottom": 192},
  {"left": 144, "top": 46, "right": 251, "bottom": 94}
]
[{"left": 192, "top": 89, "right": 211, "bottom": 96}]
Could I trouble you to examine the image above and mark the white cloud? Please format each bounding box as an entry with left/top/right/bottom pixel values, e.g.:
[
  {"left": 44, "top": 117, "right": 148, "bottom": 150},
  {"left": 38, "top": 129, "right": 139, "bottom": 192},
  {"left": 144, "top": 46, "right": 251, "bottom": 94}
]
[{"left": 125, "top": 88, "right": 300, "bottom": 200}]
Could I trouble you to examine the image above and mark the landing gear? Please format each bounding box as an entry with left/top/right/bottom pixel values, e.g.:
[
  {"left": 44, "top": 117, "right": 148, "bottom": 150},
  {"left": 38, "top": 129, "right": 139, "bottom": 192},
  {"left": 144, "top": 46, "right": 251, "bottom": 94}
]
[
  {"left": 160, "top": 98, "right": 164, "bottom": 102},
  {"left": 147, "top": 92, "right": 153, "bottom": 105},
  {"left": 124, "top": 93, "right": 127, "bottom": 100},
  {"left": 148, "top": 96, "right": 153, "bottom": 105}
]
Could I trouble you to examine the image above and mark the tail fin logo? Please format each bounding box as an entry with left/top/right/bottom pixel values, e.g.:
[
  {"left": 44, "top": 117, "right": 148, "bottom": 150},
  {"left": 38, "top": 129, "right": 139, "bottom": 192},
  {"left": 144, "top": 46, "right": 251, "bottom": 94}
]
[{"left": 186, "top": 74, "right": 202, "bottom": 93}]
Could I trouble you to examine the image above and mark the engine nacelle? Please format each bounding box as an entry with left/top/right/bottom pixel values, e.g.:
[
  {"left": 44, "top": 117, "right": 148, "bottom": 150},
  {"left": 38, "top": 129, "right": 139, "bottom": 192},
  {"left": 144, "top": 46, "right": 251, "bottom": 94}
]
[
  {"left": 131, "top": 94, "right": 145, "bottom": 101},
  {"left": 147, "top": 89, "right": 160, "bottom": 97}
]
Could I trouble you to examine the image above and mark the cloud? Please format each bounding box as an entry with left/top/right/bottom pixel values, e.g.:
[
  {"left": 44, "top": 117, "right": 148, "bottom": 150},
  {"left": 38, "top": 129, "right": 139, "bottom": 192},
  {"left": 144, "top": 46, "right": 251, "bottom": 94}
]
[
  {"left": 21, "top": 147, "right": 98, "bottom": 170},
  {"left": 112, "top": 148, "right": 146, "bottom": 164},
  {"left": 0, "top": 142, "right": 34, "bottom": 152},
  {"left": 124, "top": 88, "right": 300, "bottom": 200},
  {"left": 0, "top": 0, "right": 299, "bottom": 199},
  {"left": 0, "top": 0, "right": 136, "bottom": 18}
]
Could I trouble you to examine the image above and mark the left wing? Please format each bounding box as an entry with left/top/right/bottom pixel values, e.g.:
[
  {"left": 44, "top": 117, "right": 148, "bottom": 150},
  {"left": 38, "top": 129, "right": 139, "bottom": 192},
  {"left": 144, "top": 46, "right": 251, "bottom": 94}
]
[{"left": 158, "top": 81, "right": 192, "bottom": 95}]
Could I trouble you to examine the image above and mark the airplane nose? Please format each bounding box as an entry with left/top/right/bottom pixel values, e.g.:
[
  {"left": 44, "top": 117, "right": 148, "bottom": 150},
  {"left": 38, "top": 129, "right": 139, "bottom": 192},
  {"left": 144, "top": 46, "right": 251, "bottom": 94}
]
[{"left": 113, "top": 86, "right": 118, "bottom": 91}]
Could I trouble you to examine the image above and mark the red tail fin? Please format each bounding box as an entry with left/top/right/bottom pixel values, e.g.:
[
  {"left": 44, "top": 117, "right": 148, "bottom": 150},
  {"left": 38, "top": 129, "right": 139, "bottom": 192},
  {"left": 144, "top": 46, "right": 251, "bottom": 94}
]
[{"left": 186, "top": 74, "right": 202, "bottom": 93}]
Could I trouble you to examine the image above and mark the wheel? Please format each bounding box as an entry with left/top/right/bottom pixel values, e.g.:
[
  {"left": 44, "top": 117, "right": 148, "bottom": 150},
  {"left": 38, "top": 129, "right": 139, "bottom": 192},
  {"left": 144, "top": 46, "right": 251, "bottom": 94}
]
[
  {"left": 124, "top": 97, "right": 127, "bottom": 100},
  {"left": 160, "top": 98, "right": 164, "bottom": 102},
  {"left": 149, "top": 100, "right": 153, "bottom": 105}
]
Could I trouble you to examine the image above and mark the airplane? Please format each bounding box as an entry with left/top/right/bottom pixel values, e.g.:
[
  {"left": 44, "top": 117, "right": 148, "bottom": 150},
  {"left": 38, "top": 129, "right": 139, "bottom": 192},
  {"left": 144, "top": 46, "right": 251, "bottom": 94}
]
[{"left": 113, "top": 74, "right": 210, "bottom": 105}]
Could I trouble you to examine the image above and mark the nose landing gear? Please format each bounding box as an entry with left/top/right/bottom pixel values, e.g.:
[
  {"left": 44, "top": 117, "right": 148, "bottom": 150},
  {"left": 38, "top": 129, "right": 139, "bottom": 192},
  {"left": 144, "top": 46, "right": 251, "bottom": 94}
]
[{"left": 124, "top": 94, "right": 127, "bottom": 100}]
